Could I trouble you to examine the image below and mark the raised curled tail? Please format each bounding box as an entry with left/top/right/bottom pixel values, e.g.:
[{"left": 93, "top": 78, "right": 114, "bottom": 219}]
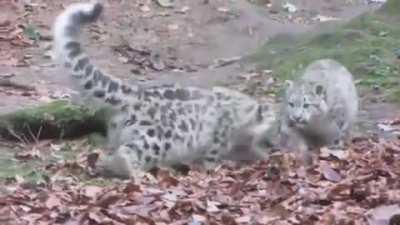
[{"left": 53, "top": 2, "right": 135, "bottom": 106}]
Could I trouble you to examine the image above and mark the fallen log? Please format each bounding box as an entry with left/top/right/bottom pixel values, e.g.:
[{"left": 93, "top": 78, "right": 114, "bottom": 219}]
[{"left": 0, "top": 101, "right": 109, "bottom": 142}]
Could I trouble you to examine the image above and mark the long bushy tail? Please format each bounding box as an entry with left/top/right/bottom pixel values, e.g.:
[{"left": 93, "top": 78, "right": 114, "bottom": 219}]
[{"left": 53, "top": 2, "right": 135, "bottom": 106}]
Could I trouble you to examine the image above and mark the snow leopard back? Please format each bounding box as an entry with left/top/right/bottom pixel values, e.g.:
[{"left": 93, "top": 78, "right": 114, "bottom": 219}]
[{"left": 53, "top": 2, "right": 276, "bottom": 178}]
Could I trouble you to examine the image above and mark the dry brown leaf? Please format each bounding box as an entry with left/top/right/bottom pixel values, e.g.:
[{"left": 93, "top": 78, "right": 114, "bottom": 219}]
[
  {"left": 221, "top": 213, "right": 238, "bottom": 225},
  {"left": 320, "top": 161, "right": 342, "bottom": 182},
  {"left": 15, "top": 147, "right": 42, "bottom": 160},
  {"left": 96, "top": 191, "right": 124, "bottom": 208},
  {"left": 157, "top": 169, "right": 179, "bottom": 187},
  {"left": 81, "top": 185, "right": 103, "bottom": 199},
  {"left": 45, "top": 193, "right": 62, "bottom": 209},
  {"left": 2, "top": 128, "right": 400, "bottom": 224}
]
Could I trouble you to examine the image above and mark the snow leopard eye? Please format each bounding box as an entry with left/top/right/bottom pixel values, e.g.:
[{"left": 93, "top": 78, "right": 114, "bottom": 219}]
[
  {"left": 303, "top": 103, "right": 310, "bottom": 109},
  {"left": 289, "top": 102, "right": 295, "bottom": 107}
]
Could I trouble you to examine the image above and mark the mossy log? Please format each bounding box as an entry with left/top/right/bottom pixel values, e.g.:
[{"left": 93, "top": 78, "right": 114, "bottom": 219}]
[{"left": 0, "top": 101, "right": 109, "bottom": 141}]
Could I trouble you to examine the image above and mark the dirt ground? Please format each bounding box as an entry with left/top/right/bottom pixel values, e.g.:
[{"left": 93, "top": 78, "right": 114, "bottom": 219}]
[
  {"left": 0, "top": 0, "right": 394, "bottom": 134},
  {"left": 3, "top": 2, "right": 400, "bottom": 224},
  {"left": 0, "top": 0, "right": 399, "bottom": 138}
]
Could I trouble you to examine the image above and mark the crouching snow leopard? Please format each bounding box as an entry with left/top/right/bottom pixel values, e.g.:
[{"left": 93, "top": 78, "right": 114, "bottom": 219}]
[
  {"left": 280, "top": 59, "right": 359, "bottom": 156},
  {"left": 53, "top": 2, "right": 277, "bottom": 178}
]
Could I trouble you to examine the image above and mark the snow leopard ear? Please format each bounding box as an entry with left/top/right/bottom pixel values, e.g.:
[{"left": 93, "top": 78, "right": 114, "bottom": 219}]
[{"left": 284, "top": 80, "right": 293, "bottom": 89}]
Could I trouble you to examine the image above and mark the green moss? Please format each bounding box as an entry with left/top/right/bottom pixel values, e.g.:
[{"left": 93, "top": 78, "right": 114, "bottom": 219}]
[
  {"left": 248, "top": 9, "right": 400, "bottom": 102},
  {"left": 0, "top": 101, "right": 110, "bottom": 141},
  {"left": 0, "top": 101, "right": 116, "bottom": 182},
  {"left": 82, "top": 178, "right": 115, "bottom": 187},
  {"left": 0, "top": 146, "right": 48, "bottom": 184},
  {"left": 378, "top": 0, "right": 400, "bottom": 16},
  {"left": 87, "top": 132, "right": 107, "bottom": 147}
]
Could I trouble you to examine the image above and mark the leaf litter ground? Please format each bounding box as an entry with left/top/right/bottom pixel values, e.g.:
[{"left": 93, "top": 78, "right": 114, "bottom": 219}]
[
  {"left": 0, "top": 0, "right": 398, "bottom": 224},
  {"left": 1, "top": 133, "right": 400, "bottom": 225}
]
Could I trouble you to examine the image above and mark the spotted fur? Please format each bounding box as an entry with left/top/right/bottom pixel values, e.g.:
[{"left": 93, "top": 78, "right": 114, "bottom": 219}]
[
  {"left": 280, "top": 59, "right": 358, "bottom": 151},
  {"left": 53, "top": 2, "right": 276, "bottom": 178}
]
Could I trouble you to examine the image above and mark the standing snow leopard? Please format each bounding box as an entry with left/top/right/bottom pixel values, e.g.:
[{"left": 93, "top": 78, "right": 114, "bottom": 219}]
[
  {"left": 280, "top": 59, "right": 359, "bottom": 155},
  {"left": 53, "top": 2, "right": 276, "bottom": 178}
]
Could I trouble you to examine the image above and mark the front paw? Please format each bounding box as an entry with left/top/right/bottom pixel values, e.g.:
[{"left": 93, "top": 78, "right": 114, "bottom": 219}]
[{"left": 202, "top": 159, "right": 220, "bottom": 174}]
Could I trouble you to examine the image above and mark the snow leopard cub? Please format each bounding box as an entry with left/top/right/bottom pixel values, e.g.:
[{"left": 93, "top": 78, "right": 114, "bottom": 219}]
[
  {"left": 280, "top": 59, "right": 359, "bottom": 153},
  {"left": 53, "top": 2, "right": 276, "bottom": 178}
]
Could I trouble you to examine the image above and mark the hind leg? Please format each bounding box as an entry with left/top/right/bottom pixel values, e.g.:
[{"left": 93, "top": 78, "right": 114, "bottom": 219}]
[
  {"left": 202, "top": 133, "right": 228, "bottom": 172},
  {"left": 202, "top": 119, "right": 233, "bottom": 172}
]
